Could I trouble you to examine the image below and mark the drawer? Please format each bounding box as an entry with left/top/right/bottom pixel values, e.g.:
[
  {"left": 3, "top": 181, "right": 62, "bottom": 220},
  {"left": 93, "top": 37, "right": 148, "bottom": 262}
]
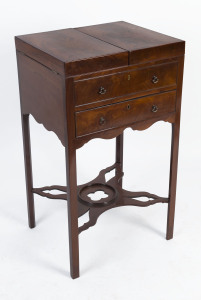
[
  {"left": 74, "top": 62, "right": 178, "bottom": 107},
  {"left": 75, "top": 91, "right": 176, "bottom": 137}
]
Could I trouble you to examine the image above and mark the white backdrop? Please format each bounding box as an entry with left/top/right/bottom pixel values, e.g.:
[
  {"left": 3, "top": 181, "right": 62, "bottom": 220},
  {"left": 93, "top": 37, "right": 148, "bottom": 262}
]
[{"left": 0, "top": 0, "right": 201, "bottom": 299}]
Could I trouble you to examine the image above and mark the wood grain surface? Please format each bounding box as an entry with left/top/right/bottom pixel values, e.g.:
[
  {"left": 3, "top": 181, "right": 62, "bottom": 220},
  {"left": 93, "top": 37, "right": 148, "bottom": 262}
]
[{"left": 75, "top": 90, "right": 176, "bottom": 137}]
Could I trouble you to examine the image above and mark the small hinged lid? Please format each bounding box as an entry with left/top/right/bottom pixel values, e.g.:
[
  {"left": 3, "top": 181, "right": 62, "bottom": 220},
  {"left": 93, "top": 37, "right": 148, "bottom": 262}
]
[
  {"left": 15, "top": 28, "right": 128, "bottom": 76},
  {"left": 77, "top": 21, "right": 185, "bottom": 65}
]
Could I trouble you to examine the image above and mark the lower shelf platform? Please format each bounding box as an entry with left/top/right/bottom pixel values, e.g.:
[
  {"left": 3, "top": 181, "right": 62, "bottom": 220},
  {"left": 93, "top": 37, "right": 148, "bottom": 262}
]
[{"left": 32, "top": 163, "right": 169, "bottom": 234}]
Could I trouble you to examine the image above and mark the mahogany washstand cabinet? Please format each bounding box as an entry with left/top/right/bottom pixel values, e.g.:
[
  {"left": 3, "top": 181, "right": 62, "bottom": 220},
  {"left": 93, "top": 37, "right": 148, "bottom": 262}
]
[{"left": 15, "top": 21, "right": 185, "bottom": 279}]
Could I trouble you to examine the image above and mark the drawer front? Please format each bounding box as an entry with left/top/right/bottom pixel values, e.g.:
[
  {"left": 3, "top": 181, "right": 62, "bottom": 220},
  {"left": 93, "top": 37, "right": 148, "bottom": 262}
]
[
  {"left": 75, "top": 91, "right": 176, "bottom": 137},
  {"left": 74, "top": 62, "right": 178, "bottom": 107}
]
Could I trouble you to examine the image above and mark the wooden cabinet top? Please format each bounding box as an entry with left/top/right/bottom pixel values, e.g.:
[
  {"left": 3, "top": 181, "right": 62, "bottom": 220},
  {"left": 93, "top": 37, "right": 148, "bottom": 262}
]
[{"left": 15, "top": 21, "right": 185, "bottom": 76}]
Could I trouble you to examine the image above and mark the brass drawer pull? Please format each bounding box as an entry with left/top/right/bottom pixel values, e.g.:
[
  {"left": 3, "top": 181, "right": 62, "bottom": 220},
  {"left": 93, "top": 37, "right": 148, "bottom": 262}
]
[
  {"left": 98, "top": 87, "right": 107, "bottom": 95},
  {"left": 151, "top": 75, "right": 159, "bottom": 84},
  {"left": 99, "top": 117, "right": 105, "bottom": 125},
  {"left": 151, "top": 105, "right": 158, "bottom": 113}
]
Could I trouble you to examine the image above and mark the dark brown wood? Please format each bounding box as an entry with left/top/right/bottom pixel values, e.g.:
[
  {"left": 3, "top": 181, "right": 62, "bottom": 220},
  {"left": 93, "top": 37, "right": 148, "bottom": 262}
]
[
  {"left": 116, "top": 133, "right": 124, "bottom": 186},
  {"left": 15, "top": 29, "right": 128, "bottom": 76},
  {"left": 74, "top": 57, "right": 179, "bottom": 81},
  {"left": 30, "top": 163, "right": 168, "bottom": 234},
  {"left": 77, "top": 163, "right": 169, "bottom": 234},
  {"left": 21, "top": 114, "right": 35, "bottom": 228},
  {"left": 75, "top": 112, "right": 175, "bottom": 150},
  {"left": 16, "top": 51, "right": 66, "bottom": 146},
  {"left": 16, "top": 51, "right": 36, "bottom": 228},
  {"left": 75, "top": 91, "right": 176, "bottom": 137},
  {"left": 64, "top": 78, "right": 80, "bottom": 279},
  {"left": 33, "top": 185, "right": 67, "bottom": 200},
  {"left": 74, "top": 62, "right": 178, "bottom": 107},
  {"left": 77, "top": 21, "right": 185, "bottom": 64},
  {"left": 15, "top": 21, "right": 185, "bottom": 279},
  {"left": 73, "top": 57, "right": 180, "bottom": 112},
  {"left": 166, "top": 56, "right": 184, "bottom": 240}
]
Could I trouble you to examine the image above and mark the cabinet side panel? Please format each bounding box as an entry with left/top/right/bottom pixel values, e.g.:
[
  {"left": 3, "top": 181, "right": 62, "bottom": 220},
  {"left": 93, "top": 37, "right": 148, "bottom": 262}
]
[{"left": 16, "top": 51, "right": 65, "bottom": 146}]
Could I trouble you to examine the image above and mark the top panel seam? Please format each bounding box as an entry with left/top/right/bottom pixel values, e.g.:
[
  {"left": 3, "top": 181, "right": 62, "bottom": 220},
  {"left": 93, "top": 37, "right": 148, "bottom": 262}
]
[
  {"left": 75, "top": 28, "right": 130, "bottom": 64},
  {"left": 75, "top": 28, "right": 128, "bottom": 52}
]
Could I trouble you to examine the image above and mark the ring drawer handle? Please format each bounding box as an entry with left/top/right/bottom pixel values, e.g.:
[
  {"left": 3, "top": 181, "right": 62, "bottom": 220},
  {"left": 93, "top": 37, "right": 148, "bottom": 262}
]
[
  {"left": 151, "top": 76, "right": 159, "bottom": 84},
  {"left": 99, "top": 117, "right": 105, "bottom": 125},
  {"left": 151, "top": 105, "right": 158, "bottom": 113},
  {"left": 98, "top": 87, "right": 107, "bottom": 95}
]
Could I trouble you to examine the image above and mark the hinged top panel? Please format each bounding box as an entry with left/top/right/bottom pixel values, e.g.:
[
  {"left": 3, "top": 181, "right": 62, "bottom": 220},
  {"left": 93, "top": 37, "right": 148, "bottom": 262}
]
[
  {"left": 77, "top": 21, "right": 185, "bottom": 64},
  {"left": 15, "top": 28, "right": 128, "bottom": 76},
  {"left": 15, "top": 21, "right": 185, "bottom": 77}
]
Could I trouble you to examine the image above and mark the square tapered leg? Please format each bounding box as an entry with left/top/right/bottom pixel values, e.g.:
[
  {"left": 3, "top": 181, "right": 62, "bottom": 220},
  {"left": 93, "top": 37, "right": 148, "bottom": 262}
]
[
  {"left": 116, "top": 133, "right": 124, "bottom": 187},
  {"left": 21, "top": 114, "right": 35, "bottom": 228}
]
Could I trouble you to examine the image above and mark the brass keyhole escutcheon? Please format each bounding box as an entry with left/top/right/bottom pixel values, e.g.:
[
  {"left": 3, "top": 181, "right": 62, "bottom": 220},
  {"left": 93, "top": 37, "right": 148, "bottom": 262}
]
[
  {"left": 128, "top": 75, "right": 131, "bottom": 80},
  {"left": 127, "top": 104, "right": 130, "bottom": 110}
]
